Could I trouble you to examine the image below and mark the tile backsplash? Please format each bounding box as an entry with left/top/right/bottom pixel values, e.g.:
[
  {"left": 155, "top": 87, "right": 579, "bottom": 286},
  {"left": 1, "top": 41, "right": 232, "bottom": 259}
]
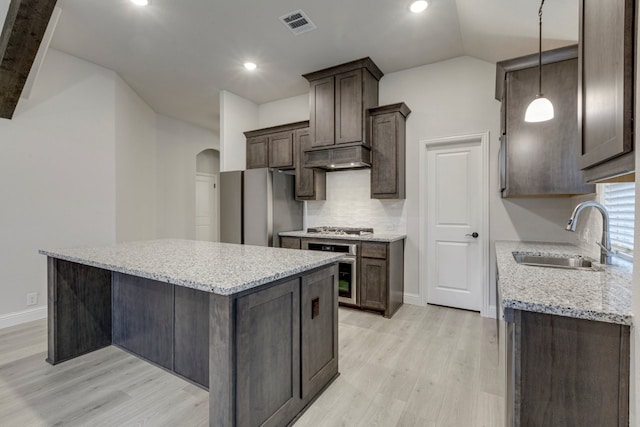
[{"left": 305, "top": 169, "right": 407, "bottom": 233}]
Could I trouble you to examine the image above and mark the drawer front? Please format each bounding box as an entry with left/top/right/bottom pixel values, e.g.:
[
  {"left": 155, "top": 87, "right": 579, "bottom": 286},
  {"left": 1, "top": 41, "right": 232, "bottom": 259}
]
[
  {"left": 280, "top": 237, "right": 301, "bottom": 250},
  {"left": 361, "top": 242, "right": 387, "bottom": 259}
]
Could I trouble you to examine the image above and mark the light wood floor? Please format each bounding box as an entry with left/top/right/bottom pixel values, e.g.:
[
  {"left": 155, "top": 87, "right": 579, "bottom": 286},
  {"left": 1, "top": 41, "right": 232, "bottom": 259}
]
[{"left": 0, "top": 304, "right": 503, "bottom": 426}]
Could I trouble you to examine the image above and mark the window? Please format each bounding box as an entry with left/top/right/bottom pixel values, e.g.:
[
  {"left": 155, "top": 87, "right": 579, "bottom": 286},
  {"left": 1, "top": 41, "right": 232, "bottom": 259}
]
[{"left": 602, "top": 182, "right": 635, "bottom": 259}]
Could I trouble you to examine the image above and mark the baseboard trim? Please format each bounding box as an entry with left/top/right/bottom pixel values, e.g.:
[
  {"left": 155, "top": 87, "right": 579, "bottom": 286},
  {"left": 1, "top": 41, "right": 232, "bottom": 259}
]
[
  {"left": 483, "top": 304, "right": 498, "bottom": 319},
  {"left": 0, "top": 306, "right": 47, "bottom": 329},
  {"left": 403, "top": 293, "right": 423, "bottom": 306}
]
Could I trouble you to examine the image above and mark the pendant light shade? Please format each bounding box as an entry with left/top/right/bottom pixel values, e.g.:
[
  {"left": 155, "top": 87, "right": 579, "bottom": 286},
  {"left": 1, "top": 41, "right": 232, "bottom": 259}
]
[
  {"left": 525, "top": 95, "right": 554, "bottom": 122},
  {"left": 525, "top": 0, "right": 554, "bottom": 123}
]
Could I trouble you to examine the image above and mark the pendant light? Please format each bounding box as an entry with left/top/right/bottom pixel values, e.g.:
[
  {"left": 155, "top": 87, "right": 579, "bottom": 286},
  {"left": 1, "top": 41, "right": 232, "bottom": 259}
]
[{"left": 524, "top": 0, "right": 554, "bottom": 123}]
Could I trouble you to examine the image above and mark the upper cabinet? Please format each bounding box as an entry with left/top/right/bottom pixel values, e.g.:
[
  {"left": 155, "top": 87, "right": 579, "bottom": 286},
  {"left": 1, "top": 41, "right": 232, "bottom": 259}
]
[
  {"left": 303, "top": 58, "right": 383, "bottom": 149},
  {"left": 496, "top": 46, "right": 595, "bottom": 197},
  {"left": 294, "top": 127, "right": 326, "bottom": 201},
  {"left": 369, "top": 103, "right": 411, "bottom": 199},
  {"left": 578, "top": 0, "right": 635, "bottom": 182},
  {"left": 244, "top": 121, "right": 309, "bottom": 171}
]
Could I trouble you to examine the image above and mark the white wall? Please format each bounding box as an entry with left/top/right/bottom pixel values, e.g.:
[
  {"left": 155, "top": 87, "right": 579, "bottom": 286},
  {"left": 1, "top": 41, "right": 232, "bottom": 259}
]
[
  {"left": 0, "top": 0, "right": 9, "bottom": 27},
  {"left": 114, "top": 76, "right": 157, "bottom": 242},
  {"left": 258, "top": 94, "right": 309, "bottom": 128},
  {"left": 219, "top": 90, "right": 258, "bottom": 172},
  {"left": 156, "top": 114, "right": 219, "bottom": 239},
  {"left": 0, "top": 49, "right": 117, "bottom": 319}
]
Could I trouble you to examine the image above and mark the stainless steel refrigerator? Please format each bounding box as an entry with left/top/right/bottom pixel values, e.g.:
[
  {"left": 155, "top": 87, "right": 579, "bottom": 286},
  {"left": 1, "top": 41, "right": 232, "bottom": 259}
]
[{"left": 219, "top": 168, "right": 303, "bottom": 247}]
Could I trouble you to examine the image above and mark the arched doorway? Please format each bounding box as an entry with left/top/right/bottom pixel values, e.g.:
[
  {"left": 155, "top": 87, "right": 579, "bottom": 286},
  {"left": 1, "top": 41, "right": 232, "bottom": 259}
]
[{"left": 195, "top": 149, "right": 220, "bottom": 241}]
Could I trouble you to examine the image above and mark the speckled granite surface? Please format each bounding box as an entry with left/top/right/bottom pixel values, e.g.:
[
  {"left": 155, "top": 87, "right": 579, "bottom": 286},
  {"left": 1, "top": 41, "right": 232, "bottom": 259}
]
[
  {"left": 496, "top": 241, "right": 633, "bottom": 325},
  {"left": 40, "top": 239, "right": 344, "bottom": 296},
  {"left": 279, "top": 230, "right": 406, "bottom": 242}
]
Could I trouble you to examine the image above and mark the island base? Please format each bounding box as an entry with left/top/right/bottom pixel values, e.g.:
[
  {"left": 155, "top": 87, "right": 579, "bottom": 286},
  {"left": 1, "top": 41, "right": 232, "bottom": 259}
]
[{"left": 46, "top": 257, "right": 339, "bottom": 427}]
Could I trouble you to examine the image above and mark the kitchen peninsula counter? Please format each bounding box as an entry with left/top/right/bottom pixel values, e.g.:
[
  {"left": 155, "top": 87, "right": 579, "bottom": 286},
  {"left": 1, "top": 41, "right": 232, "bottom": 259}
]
[
  {"left": 496, "top": 241, "right": 632, "bottom": 425},
  {"left": 41, "top": 239, "right": 343, "bottom": 427},
  {"left": 496, "top": 240, "right": 632, "bottom": 325}
]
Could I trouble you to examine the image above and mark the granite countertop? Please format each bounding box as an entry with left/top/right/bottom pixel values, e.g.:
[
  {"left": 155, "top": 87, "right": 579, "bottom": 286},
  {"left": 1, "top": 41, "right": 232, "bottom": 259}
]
[
  {"left": 279, "top": 230, "right": 406, "bottom": 242},
  {"left": 496, "top": 241, "right": 633, "bottom": 325},
  {"left": 40, "top": 239, "right": 344, "bottom": 296}
]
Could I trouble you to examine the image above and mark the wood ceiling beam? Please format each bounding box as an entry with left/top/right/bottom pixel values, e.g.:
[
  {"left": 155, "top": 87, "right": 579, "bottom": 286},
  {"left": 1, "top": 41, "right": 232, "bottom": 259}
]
[{"left": 0, "top": 0, "right": 58, "bottom": 119}]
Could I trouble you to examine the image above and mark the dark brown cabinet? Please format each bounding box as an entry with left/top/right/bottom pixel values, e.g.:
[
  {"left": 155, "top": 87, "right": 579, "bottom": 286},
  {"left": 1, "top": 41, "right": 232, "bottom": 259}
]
[
  {"left": 578, "top": 0, "right": 635, "bottom": 182},
  {"left": 303, "top": 57, "right": 383, "bottom": 149},
  {"left": 359, "top": 241, "right": 404, "bottom": 318},
  {"left": 496, "top": 46, "right": 595, "bottom": 197},
  {"left": 280, "top": 236, "right": 301, "bottom": 249},
  {"left": 236, "top": 279, "right": 301, "bottom": 427},
  {"left": 294, "top": 127, "right": 326, "bottom": 201},
  {"left": 369, "top": 103, "right": 411, "bottom": 199},
  {"left": 244, "top": 121, "right": 308, "bottom": 170},
  {"left": 246, "top": 135, "right": 268, "bottom": 169},
  {"left": 268, "top": 131, "right": 294, "bottom": 169},
  {"left": 504, "top": 309, "right": 629, "bottom": 426}
]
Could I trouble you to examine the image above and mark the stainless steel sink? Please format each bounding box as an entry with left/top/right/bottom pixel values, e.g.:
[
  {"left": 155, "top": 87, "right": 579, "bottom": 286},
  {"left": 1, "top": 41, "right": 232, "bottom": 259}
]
[{"left": 512, "top": 253, "right": 599, "bottom": 271}]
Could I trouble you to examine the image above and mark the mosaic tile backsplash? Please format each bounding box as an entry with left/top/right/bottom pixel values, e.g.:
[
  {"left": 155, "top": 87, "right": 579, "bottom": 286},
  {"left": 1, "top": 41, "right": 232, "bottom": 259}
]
[{"left": 305, "top": 169, "right": 407, "bottom": 233}]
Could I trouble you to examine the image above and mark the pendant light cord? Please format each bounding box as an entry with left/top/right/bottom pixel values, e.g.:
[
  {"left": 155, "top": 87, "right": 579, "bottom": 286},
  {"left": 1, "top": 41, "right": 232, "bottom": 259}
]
[{"left": 538, "top": 0, "right": 545, "bottom": 96}]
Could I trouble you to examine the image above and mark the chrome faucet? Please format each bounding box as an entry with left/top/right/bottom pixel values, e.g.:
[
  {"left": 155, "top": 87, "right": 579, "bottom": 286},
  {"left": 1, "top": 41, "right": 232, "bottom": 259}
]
[{"left": 565, "top": 201, "right": 614, "bottom": 265}]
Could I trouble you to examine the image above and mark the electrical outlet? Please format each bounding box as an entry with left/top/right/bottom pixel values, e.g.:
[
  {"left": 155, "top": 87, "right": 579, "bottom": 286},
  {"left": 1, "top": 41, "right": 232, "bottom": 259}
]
[{"left": 26, "top": 292, "right": 38, "bottom": 306}]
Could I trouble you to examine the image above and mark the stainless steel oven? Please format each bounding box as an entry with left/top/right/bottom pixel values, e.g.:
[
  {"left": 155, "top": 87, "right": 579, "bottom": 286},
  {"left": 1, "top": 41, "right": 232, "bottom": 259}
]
[{"left": 303, "top": 241, "right": 358, "bottom": 306}]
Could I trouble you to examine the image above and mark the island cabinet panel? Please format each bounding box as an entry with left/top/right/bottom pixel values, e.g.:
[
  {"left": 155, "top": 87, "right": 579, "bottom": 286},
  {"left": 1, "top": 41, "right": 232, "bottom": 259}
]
[
  {"left": 112, "top": 273, "right": 174, "bottom": 370},
  {"left": 507, "top": 309, "right": 630, "bottom": 426},
  {"left": 236, "top": 278, "right": 301, "bottom": 427},
  {"left": 301, "top": 267, "right": 338, "bottom": 399},
  {"left": 47, "top": 258, "right": 112, "bottom": 365},
  {"left": 579, "top": 0, "right": 635, "bottom": 178},
  {"left": 174, "top": 286, "right": 210, "bottom": 388}
]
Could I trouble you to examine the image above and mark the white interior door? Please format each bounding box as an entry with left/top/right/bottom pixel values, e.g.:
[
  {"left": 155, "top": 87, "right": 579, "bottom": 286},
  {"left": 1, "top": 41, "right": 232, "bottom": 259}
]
[
  {"left": 196, "top": 173, "right": 219, "bottom": 241},
  {"left": 426, "top": 139, "right": 484, "bottom": 311}
]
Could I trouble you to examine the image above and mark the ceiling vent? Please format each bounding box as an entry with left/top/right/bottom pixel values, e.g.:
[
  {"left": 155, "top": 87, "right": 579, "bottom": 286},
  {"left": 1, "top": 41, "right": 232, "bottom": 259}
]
[{"left": 279, "top": 10, "right": 316, "bottom": 35}]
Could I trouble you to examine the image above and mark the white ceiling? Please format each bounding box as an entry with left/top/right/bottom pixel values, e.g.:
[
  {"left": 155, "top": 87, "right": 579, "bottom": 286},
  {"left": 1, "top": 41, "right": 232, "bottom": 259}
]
[{"left": 47, "top": 0, "right": 579, "bottom": 132}]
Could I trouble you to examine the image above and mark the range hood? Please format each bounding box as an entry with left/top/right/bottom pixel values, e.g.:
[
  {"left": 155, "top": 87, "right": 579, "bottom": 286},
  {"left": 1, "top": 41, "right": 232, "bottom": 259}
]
[{"left": 303, "top": 144, "right": 371, "bottom": 170}]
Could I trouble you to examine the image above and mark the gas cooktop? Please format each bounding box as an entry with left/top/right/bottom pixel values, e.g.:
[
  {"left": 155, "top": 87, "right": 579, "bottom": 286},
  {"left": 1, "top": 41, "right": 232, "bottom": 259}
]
[{"left": 306, "top": 226, "right": 374, "bottom": 236}]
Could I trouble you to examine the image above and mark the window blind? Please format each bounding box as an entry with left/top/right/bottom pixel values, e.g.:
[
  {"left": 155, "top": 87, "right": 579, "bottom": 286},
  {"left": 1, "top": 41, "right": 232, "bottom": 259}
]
[{"left": 602, "top": 183, "right": 635, "bottom": 256}]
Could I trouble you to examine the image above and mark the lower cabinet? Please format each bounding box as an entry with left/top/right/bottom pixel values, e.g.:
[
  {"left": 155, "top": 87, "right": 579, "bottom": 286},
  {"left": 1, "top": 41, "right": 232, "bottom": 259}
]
[
  {"left": 360, "top": 257, "right": 387, "bottom": 311},
  {"left": 211, "top": 263, "right": 339, "bottom": 427},
  {"left": 504, "top": 309, "right": 629, "bottom": 426},
  {"left": 359, "top": 240, "right": 404, "bottom": 318},
  {"left": 236, "top": 279, "right": 301, "bottom": 427}
]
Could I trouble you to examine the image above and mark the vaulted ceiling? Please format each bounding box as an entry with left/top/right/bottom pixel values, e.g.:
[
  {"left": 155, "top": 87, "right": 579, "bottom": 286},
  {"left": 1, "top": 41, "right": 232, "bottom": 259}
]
[{"left": 42, "top": 0, "right": 579, "bottom": 131}]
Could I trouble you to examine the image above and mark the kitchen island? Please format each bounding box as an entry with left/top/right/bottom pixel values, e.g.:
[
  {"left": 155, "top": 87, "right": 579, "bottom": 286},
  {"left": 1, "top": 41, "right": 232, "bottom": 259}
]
[
  {"left": 496, "top": 241, "right": 632, "bottom": 426},
  {"left": 40, "top": 239, "right": 343, "bottom": 427}
]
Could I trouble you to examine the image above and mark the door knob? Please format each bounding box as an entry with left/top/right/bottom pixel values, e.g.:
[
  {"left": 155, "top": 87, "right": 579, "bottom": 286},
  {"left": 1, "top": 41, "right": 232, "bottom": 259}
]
[{"left": 465, "top": 232, "right": 479, "bottom": 238}]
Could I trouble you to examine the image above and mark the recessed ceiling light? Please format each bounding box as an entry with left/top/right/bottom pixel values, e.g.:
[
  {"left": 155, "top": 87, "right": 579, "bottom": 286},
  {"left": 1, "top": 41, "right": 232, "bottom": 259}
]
[
  {"left": 410, "top": 0, "right": 428, "bottom": 13},
  {"left": 131, "top": 0, "right": 149, "bottom": 6},
  {"left": 244, "top": 62, "right": 257, "bottom": 71}
]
